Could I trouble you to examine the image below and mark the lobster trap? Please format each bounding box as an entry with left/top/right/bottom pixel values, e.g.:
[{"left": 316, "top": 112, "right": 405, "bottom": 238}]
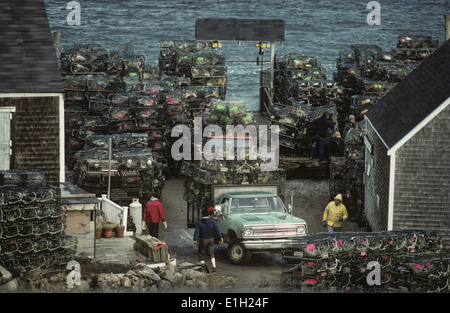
[
  {"left": 0, "top": 171, "right": 77, "bottom": 271},
  {"left": 282, "top": 230, "right": 447, "bottom": 292}
]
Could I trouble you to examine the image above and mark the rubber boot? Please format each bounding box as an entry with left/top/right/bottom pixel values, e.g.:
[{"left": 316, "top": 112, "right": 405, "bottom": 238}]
[
  {"left": 211, "top": 258, "right": 216, "bottom": 272},
  {"left": 200, "top": 260, "right": 209, "bottom": 273}
]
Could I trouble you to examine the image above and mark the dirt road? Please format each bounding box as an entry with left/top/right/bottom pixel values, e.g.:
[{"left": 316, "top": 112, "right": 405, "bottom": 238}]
[{"left": 156, "top": 176, "right": 333, "bottom": 292}]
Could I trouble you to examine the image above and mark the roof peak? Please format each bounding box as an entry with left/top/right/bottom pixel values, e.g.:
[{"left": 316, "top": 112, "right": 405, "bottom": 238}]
[{"left": 366, "top": 39, "right": 450, "bottom": 148}]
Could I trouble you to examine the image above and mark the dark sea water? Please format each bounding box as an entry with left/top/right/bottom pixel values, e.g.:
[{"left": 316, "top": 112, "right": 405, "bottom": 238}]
[{"left": 44, "top": 0, "right": 449, "bottom": 110}]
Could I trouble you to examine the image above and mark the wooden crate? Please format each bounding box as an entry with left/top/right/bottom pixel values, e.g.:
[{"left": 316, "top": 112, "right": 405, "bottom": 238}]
[{"left": 134, "top": 235, "right": 168, "bottom": 262}]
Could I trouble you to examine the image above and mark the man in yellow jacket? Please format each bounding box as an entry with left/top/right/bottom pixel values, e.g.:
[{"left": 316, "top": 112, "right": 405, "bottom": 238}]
[{"left": 322, "top": 194, "right": 348, "bottom": 233}]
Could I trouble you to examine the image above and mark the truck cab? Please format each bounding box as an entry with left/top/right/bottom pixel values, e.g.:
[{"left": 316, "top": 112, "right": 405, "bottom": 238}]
[{"left": 214, "top": 190, "right": 308, "bottom": 264}]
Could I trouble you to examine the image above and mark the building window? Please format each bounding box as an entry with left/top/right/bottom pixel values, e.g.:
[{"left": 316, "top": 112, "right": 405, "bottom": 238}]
[
  {"left": 0, "top": 107, "right": 15, "bottom": 170},
  {"left": 366, "top": 155, "right": 373, "bottom": 176}
]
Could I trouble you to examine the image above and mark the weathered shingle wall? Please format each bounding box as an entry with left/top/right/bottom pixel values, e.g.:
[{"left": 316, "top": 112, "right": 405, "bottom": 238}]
[
  {"left": 364, "top": 122, "right": 390, "bottom": 231},
  {"left": 0, "top": 96, "right": 61, "bottom": 184},
  {"left": 393, "top": 103, "right": 450, "bottom": 247}
]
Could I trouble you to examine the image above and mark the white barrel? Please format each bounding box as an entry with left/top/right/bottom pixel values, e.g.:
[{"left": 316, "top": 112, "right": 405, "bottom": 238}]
[{"left": 129, "top": 198, "right": 143, "bottom": 235}]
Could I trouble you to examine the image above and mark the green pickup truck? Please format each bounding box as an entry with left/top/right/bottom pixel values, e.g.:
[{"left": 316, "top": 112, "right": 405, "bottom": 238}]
[{"left": 212, "top": 185, "right": 308, "bottom": 264}]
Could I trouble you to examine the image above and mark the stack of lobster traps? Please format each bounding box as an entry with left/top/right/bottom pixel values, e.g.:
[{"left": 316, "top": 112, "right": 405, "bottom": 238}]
[
  {"left": 281, "top": 230, "right": 446, "bottom": 293},
  {"left": 389, "top": 252, "right": 450, "bottom": 292},
  {"left": 0, "top": 170, "right": 77, "bottom": 271},
  {"left": 328, "top": 121, "right": 366, "bottom": 222},
  {"left": 158, "top": 40, "right": 208, "bottom": 76},
  {"left": 73, "top": 133, "right": 165, "bottom": 205},
  {"left": 180, "top": 157, "right": 287, "bottom": 228},
  {"left": 269, "top": 102, "right": 339, "bottom": 157},
  {"left": 329, "top": 35, "right": 438, "bottom": 224},
  {"left": 60, "top": 43, "right": 110, "bottom": 75},
  {"left": 393, "top": 35, "right": 439, "bottom": 63},
  {"left": 204, "top": 99, "right": 254, "bottom": 128},
  {"left": 62, "top": 40, "right": 230, "bottom": 180},
  {"left": 158, "top": 40, "right": 227, "bottom": 103},
  {"left": 273, "top": 54, "right": 327, "bottom": 105},
  {"left": 269, "top": 53, "right": 345, "bottom": 175},
  {"left": 328, "top": 156, "right": 346, "bottom": 201}
]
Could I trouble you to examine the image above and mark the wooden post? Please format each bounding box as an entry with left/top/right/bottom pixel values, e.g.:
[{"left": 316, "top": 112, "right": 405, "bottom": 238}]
[
  {"left": 445, "top": 15, "right": 450, "bottom": 41},
  {"left": 53, "top": 31, "right": 61, "bottom": 69},
  {"left": 107, "top": 137, "right": 112, "bottom": 199},
  {"left": 53, "top": 31, "right": 61, "bottom": 57},
  {"left": 270, "top": 41, "right": 275, "bottom": 100}
]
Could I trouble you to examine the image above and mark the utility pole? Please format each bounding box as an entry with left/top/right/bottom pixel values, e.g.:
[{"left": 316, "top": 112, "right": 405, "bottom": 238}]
[{"left": 270, "top": 41, "right": 275, "bottom": 100}]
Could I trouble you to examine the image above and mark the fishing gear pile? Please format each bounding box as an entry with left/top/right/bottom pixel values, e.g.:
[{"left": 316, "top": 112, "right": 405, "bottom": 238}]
[
  {"left": 0, "top": 170, "right": 77, "bottom": 271},
  {"left": 282, "top": 230, "right": 448, "bottom": 292}
]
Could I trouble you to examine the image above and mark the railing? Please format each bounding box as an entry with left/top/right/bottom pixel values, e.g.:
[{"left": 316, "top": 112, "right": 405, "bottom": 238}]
[{"left": 98, "top": 194, "right": 132, "bottom": 236}]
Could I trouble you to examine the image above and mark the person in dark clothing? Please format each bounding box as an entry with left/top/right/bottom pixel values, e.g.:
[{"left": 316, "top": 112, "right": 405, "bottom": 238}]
[
  {"left": 308, "top": 111, "right": 335, "bottom": 161},
  {"left": 328, "top": 131, "right": 345, "bottom": 157},
  {"left": 193, "top": 207, "right": 223, "bottom": 272}
]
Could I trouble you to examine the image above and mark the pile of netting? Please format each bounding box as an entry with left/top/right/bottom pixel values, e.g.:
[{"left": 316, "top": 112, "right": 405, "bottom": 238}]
[
  {"left": 281, "top": 230, "right": 448, "bottom": 293},
  {"left": 0, "top": 170, "right": 77, "bottom": 271}
]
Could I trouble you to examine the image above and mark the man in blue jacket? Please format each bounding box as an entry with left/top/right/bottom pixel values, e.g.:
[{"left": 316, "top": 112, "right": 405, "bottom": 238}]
[
  {"left": 193, "top": 207, "right": 223, "bottom": 272},
  {"left": 308, "top": 111, "right": 335, "bottom": 161}
]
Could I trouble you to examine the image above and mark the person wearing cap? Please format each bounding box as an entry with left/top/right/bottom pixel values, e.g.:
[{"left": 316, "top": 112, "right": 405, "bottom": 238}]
[
  {"left": 307, "top": 111, "right": 335, "bottom": 161},
  {"left": 193, "top": 207, "right": 223, "bottom": 272},
  {"left": 328, "top": 131, "right": 344, "bottom": 157},
  {"left": 343, "top": 114, "right": 358, "bottom": 138},
  {"left": 322, "top": 194, "right": 348, "bottom": 233}
]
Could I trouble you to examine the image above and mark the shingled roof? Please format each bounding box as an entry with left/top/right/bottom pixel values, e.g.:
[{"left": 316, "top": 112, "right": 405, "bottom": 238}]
[
  {"left": 365, "top": 39, "right": 450, "bottom": 149},
  {"left": 0, "top": 0, "right": 63, "bottom": 93}
]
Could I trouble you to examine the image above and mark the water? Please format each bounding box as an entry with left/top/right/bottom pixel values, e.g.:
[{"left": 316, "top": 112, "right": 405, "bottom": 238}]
[{"left": 45, "top": 0, "right": 448, "bottom": 110}]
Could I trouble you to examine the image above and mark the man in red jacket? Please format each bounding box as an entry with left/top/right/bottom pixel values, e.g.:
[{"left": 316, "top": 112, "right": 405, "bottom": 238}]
[{"left": 143, "top": 192, "right": 167, "bottom": 238}]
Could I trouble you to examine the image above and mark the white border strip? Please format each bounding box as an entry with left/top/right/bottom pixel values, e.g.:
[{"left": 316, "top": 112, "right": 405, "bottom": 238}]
[
  {"left": 366, "top": 117, "right": 389, "bottom": 150},
  {"left": 0, "top": 93, "right": 63, "bottom": 98},
  {"left": 388, "top": 150, "right": 395, "bottom": 230},
  {"left": 59, "top": 94, "right": 65, "bottom": 182}
]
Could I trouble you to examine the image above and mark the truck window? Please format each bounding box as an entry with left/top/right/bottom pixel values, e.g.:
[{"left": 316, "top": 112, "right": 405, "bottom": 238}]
[
  {"left": 229, "top": 197, "right": 286, "bottom": 214},
  {"left": 219, "top": 197, "right": 229, "bottom": 214}
]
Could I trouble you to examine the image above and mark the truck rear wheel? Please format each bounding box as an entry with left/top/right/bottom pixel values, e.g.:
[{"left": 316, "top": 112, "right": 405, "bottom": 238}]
[{"left": 227, "top": 238, "right": 252, "bottom": 265}]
